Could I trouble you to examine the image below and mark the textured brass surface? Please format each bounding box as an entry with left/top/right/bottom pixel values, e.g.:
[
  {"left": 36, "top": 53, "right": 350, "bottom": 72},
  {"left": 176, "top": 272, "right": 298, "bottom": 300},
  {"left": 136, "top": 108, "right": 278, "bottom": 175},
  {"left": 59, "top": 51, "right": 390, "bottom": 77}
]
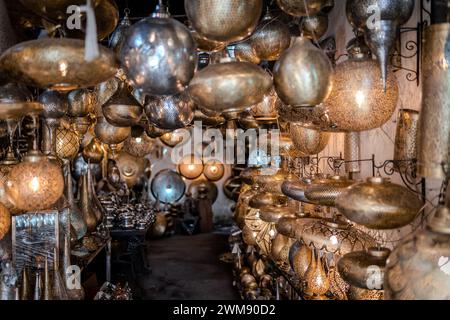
[
  {"left": 290, "top": 122, "right": 330, "bottom": 156},
  {"left": 94, "top": 116, "right": 131, "bottom": 145}
]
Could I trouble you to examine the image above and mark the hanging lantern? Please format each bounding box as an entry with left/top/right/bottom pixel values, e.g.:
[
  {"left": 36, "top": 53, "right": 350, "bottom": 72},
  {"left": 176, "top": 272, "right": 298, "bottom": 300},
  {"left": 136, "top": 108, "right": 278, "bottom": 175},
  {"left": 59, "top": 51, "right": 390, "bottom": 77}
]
[
  {"left": 0, "top": 158, "right": 22, "bottom": 215},
  {"left": 203, "top": 160, "right": 225, "bottom": 181},
  {"left": 120, "top": 5, "right": 197, "bottom": 96},
  {"left": 5, "top": 151, "right": 64, "bottom": 212},
  {"left": 344, "top": 132, "right": 361, "bottom": 174},
  {"left": 116, "top": 151, "right": 148, "bottom": 188},
  {"left": 0, "top": 203, "right": 10, "bottom": 240},
  {"left": 39, "top": 90, "right": 68, "bottom": 119},
  {"left": 159, "top": 129, "right": 186, "bottom": 148},
  {"left": 418, "top": 24, "right": 450, "bottom": 180},
  {"left": 189, "top": 61, "right": 272, "bottom": 113},
  {"left": 301, "top": 14, "right": 329, "bottom": 40},
  {"left": 185, "top": 0, "right": 263, "bottom": 43},
  {"left": 178, "top": 154, "right": 204, "bottom": 180},
  {"left": 68, "top": 89, "right": 96, "bottom": 117},
  {"left": 274, "top": 37, "right": 333, "bottom": 107},
  {"left": 109, "top": 9, "right": 132, "bottom": 55},
  {"left": 276, "top": 0, "right": 330, "bottom": 17},
  {"left": 151, "top": 169, "right": 186, "bottom": 204},
  {"left": 188, "top": 179, "right": 219, "bottom": 204},
  {"left": 94, "top": 116, "right": 131, "bottom": 145},
  {"left": 250, "top": 11, "right": 291, "bottom": 61},
  {"left": 322, "top": 39, "right": 399, "bottom": 131},
  {"left": 0, "top": 38, "right": 118, "bottom": 91},
  {"left": 290, "top": 123, "right": 330, "bottom": 156},
  {"left": 56, "top": 127, "right": 80, "bottom": 161},
  {"left": 384, "top": 206, "right": 450, "bottom": 299},
  {"left": 145, "top": 91, "right": 195, "bottom": 130},
  {"left": 335, "top": 177, "right": 422, "bottom": 230},
  {"left": 234, "top": 41, "right": 261, "bottom": 65},
  {"left": 102, "top": 81, "right": 143, "bottom": 127},
  {"left": 123, "top": 132, "right": 155, "bottom": 158},
  {"left": 394, "top": 109, "right": 419, "bottom": 173}
]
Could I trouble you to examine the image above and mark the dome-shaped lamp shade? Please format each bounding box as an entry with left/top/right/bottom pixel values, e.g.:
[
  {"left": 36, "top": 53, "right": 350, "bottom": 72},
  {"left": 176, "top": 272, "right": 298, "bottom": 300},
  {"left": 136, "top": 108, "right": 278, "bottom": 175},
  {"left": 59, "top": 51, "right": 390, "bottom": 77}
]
[
  {"left": 0, "top": 203, "right": 10, "bottom": 240},
  {"left": 203, "top": 160, "right": 225, "bottom": 181},
  {"left": 5, "top": 153, "right": 64, "bottom": 212},
  {"left": 178, "top": 154, "right": 204, "bottom": 180},
  {"left": 323, "top": 58, "right": 399, "bottom": 132}
]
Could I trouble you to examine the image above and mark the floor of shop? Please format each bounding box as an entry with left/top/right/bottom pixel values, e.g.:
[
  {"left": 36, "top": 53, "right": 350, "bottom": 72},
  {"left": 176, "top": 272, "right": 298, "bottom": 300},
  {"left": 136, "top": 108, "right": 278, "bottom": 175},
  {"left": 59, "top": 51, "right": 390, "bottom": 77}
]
[{"left": 136, "top": 233, "right": 239, "bottom": 300}]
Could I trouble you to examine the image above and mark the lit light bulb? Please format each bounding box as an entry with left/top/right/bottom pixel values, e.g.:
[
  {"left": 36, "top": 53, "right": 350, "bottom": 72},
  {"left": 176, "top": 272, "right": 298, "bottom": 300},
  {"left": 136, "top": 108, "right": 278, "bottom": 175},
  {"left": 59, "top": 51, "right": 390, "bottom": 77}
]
[
  {"left": 269, "top": 229, "right": 276, "bottom": 238},
  {"left": 210, "top": 165, "right": 218, "bottom": 173},
  {"left": 59, "top": 60, "right": 68, "bottom": 77},
  {"left": 188, "top": 164, "right": 195, "bottom": 171},
  {"left": 330, "top": 235, "right": 338, "bottom": 245},
  {"left": 29, "top": 177, "right": 40, "bottom": 192},
  {"left": 355, "top": 90, "right": 365, "bottom": 108},
  {"left": 135, "top": 137, "right": 142, "bottom": 144}
]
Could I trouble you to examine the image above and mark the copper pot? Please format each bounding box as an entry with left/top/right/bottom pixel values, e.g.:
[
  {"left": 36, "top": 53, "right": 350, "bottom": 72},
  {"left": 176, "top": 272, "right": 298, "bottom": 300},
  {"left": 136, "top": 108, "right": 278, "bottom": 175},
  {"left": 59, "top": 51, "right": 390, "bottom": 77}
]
[
  {"left": 234, "top": 41, "right": 261, "bottom": 65},
  {"left": 189, "top": 61, "right": 272, "bottom": 113},
  {"left": 116, "top": 151, "right": 148, "bottom": 188},
  {"left": 304, "top": 176, "right": 355, "bottom": 207},
  {"left": 418, "top": 24, "right": 450, "bottom": 180},
  {"left": 274, "top": 37, "right": 332, "bottom": 107},
  {"left": 94, "top": 116, "right": 131, "bottom": 145},
  {"left": 301, "top": 14, "right": 329, "bottom": 40},
  {"left": 68, "top": 89, "right": 95, "bottom": 117},
  {"left": 145, "top": 92, "right": 194, "bottom": 130},
  {"left": 102, "top": 82, "right": 143, "bottom": 127},
  {"left": 335, "top": 177, "right": 422, "bottom": 230},
  {"left": 0, "top": 38, "right": 118, "bottom": 91},
  {"left": 338, "top": 247, "right": 390, "bottom": 290},
  {"left": 394, "top": 109, "right": 419, "bottom": 163},
  {"left": 276, "top": 0, "right": 330, "bottom": 17},
  {"left": 185, "top": 0, "right": 263, "bottom": 43},
  {"left": 290, "top": 122, "right": 330, "bottom": 156},
  {"left": 250, "top": 12, "right": 291, "bottom": 61}
]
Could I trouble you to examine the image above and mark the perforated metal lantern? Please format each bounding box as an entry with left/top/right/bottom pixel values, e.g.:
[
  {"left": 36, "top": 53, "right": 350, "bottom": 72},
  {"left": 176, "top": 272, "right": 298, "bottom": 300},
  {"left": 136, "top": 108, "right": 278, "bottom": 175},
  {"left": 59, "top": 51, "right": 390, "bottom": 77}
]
[
  {"left": 290, "top": 123, "right": 330, "bottom": 156},
  {"left": 56, "top": 127, "right": 80, "bottom": 160},
  {"left": 151, "top": 169, "right": 186, "bottom": 204},
  {"left": 185, "top": 0, "right": 263, "bottom": 43},
  {"left": 145, "top": 92, "right": 194, "bottom": 130}
]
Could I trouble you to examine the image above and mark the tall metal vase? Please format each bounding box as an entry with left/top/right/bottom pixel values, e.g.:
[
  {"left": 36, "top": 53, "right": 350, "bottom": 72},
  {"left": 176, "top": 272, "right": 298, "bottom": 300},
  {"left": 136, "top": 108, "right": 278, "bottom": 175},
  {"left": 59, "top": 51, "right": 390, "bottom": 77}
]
[
  {"left": 418, "top": 24, "right": 450, "bottom": 179},
  {"left": 79, "top": 172, "right": 98, "bottom": 233}
]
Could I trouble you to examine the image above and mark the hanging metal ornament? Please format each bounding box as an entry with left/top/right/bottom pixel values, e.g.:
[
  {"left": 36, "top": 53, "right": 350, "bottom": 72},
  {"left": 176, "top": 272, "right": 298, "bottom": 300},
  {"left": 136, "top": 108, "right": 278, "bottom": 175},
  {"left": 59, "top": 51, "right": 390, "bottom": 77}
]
[
  {"left": 345, "top": 0, "right": 415, "bottom": 89},
  {"left": 159, "top": 129, "right": 186, "bottom": 148},
  {"left": 144, "top": 91, "right": 194, "bottom": 130},
  {"left": 250, "top": 87, "right": 281, "bottom": 122},
  {"left": 94, "top": 77, "right": 120, "bottom": 108},
  {"left": 0, "top": 38, "right": 118, "bottom": 91},
  {"left": 203, "top": 160, "right": 225, "bottom": 182},
  {"left": 120, "top": 4, "right": 197, "bottom": 96},
  {"left": 384, "top": 206, "right": 450, "bottom": 300},
  {"left": 189, "top": 60, "right": 272, "bottom": 113},
  {"left": 290, "top": 122, "right": 330, "bottom": 156},
  {"left": 185, "top": 0, "right": 263, "bottom": 43},
  {"left": 123, "top": 132, "right": 155, "bottom": 158},
  {"left": 102, "top": 81, "right": 143, "bottom": 127},
  {"left": 300, "top": 14, "right": 329, "bottom": 40},
  {"left": 304, "top": 176, "right": 355, "bottom": 207},
  {"left": 335, "top": 177, "right": 422, "bottom": 230},
  {"left": 234, "top": 41, "right": 261, "bottom": 65},
  {"left": 344, "top": 132, "right": 361, "bottom": 174},
  {"left": 250, "top": 11, "right": 291, "bottom": 61},
  {"left": 94, "top": 116, "right": 131, "bottom": 145},
  {"left": 276, "top": 0, "right": 330, "bottom": 17},
  {"left": 188, "top": 179, "right": 219, "bottom": 204},
  {"left": 151, "top": 169, "right": 186, "bottom": 204},
  {"left": 338, "top": 247, "right": 390, "bottom": 290},
  {"left": 322, "top": 38, "right": 399, "bottom": 131},
  {"left": 274, "top": 37, "right": 333, "bottom": 107},
  {"left": 116, "top": 151, "right": 148, "bottom": 188}
]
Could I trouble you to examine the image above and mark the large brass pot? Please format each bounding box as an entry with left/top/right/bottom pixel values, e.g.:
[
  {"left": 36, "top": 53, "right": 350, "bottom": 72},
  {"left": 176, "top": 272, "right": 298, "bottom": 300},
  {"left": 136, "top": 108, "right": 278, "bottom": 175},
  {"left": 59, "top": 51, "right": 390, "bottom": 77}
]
[
  {"left": 102, "top": 82, "right": 143, "bottom": 127},
  {"left": 119, "top": 14, "right": 197, "bottom": 96},
  {"left": 145, "top": 92, "right": 194, "bottom": 130},
  {"left": 189, "top": 61, "right": 272, "bottom": 113},
  {"left": 116, "top": 151, "right": 148, "bottom": 188},
  {"left": 274, "top": 37, "right": 332, "bottom": 107},
  {"left": 338, "top": 247, "right": 390, "bottom": 290},
  {"left": 94, "top": 116, "right": 131, "bottom": 145},
  {"left": 335, "top": 177, "right": 422, "bottom": 230},
  {"left": 290, "top": 123, "right": 330, "bottom": 156},
  {"left": 185, "top": 0, "right": 263, "bottom": 43},
  {"left": 384, "top": 206, "right": 450, "bottom": 300},
  {"left": 0, "top": 38, "right": 118, "bottom": 91},
  {"left": 304, "top": 176, "right": 354, "bottom": 207},
  {"left": 276, "top": 0, "right": 330, "bottom": 17},
  {"left": 418, "top": 23, "right": 450, "bottom": 179},
  {"left": 250, "top": 12, "right": 291, "bottom": 61}
]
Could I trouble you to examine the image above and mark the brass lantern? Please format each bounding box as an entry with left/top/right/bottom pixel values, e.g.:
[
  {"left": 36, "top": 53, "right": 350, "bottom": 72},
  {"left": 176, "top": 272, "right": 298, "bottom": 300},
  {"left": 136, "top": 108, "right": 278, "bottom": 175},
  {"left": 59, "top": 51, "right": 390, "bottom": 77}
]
[
  {"left": 123, "top": 132, "right": 155, "bottom": 158},
  {"left": 56, "top": 127, "right": 80, "bottom": 160},
  {"left": 178, "top": 154, "right": 204, "bottom": 180},
  {"left": 5, "top": 151, "right": 64, "bottom": 212},
  {"left": 290, "top": 122, "right": 330, "bottom": 155}
]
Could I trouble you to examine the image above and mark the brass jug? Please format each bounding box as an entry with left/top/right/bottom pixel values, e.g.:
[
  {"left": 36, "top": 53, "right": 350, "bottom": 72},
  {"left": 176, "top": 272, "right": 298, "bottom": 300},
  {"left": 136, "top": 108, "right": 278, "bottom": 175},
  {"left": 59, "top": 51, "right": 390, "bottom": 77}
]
[{"left": 304, "top": 249, "right": 330, "bottom": 298}]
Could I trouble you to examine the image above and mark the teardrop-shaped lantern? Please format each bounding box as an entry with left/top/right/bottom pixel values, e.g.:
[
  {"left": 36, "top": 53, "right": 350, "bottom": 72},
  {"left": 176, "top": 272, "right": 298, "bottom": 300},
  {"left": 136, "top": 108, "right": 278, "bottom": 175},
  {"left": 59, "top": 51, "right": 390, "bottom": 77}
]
[
  {"left": 189, "top": 61, "right": 272, "bottom": 113},
  {"left": 250, "top": 11, "right": 291, "bottom": 61},
  {"left": 0, "top": 38, "right": 118, "bottom": 91},
  {"left": 145, "top": 91, "right": 194, "bottom": 130},
  {"left": 274, "top": 37, "right": 332, "bottom": 107},
  {"left": 120, "top": 5, "right": 197, "bottom": 95},
  {"left": 185, "top": 0, "right": 263, "bottom": 43},
  {"left": 102, "top": 81, "right": 143, "bottom": 127}
]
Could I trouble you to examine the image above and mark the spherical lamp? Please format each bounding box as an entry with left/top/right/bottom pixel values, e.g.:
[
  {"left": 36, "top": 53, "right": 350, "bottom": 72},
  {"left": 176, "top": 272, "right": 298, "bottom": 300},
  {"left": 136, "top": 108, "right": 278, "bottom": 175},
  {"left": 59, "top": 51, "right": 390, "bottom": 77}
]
[
  {"left": 203, "top": 160, "right": 225, "bottom": 181},
  {"left": 178, "top": 154, "right": 204, "bottom": 180}
]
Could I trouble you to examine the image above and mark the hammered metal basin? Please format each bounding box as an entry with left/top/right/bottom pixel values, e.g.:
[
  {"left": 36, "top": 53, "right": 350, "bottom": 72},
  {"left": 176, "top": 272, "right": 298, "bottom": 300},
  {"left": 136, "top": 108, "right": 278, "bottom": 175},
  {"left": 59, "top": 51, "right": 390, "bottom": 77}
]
[
  {"left": 0, "top": 38, "right": 118, "bottom": 91},
  {"left": 120, "top": 16, "right": 197, "bottom": 96},
  {"left": 335, "top": 177, "right": 422, "bottom": 229},
  {"left": 189, "top": 61, "right": 272, "bottom": 113},
  {"left": 185, "top": 0, "right": 263, "bottom": 43},
  {"left": 145, "top": 91, "right": 195, "bottom": 130},
  {"left": 94, "top": 116, "right": 131, "bottom": 145}
]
